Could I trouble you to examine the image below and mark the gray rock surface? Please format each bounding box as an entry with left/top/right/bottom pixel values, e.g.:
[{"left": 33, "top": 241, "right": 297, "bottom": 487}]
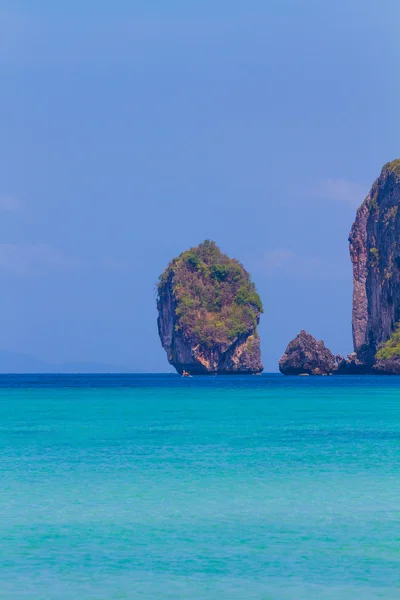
[
  {"left": 279, "top": 330, "right": 337, "bottom": 375},
  {"left": 349, "top": 160, "right": 400, "bottom": 367}
]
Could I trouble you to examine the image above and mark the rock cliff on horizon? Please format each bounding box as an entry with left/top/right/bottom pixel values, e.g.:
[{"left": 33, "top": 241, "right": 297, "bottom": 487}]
[
  {"left": 279, "top": 159, "right": 400, "bottom": 376},
  {"left": 279, "top": 330, "right": 338, "bottom": 375},
  {"left": 157, "top": 240, "right": 263, "bottom": 374},
  {"left": 350, "top": 159, "right": 400, "bottom": 373}
]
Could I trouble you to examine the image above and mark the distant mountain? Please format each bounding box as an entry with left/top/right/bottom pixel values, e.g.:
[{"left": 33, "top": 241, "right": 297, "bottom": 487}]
[{"left": 0, "top": 350, "right": 131, "bottom": 374}]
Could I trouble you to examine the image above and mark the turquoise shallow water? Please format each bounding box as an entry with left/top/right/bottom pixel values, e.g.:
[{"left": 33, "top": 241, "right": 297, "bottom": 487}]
[{"left": 1, "top": 374, "right": 400, "bottom": 599}]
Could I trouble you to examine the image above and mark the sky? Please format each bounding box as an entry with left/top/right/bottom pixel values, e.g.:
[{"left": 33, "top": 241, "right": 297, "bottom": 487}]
[{"left": 0, "top": 0, "right": 399, "bottom": 372}]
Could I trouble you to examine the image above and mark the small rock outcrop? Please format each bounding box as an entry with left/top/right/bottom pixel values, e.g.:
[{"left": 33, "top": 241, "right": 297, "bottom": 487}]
[
  {"left": 350, "top": 159, "right": 400, "bottom": 372},
  {"left": 279, "top": 330, "right": 336, "bottom": 375},
  {"left": 157, "top": 240, "right": 263, "bottom": 374},
  {"left": 373, "top": 357, "right": 400, "bottom": 374},
  {"left": 335, "top": 352, "right": 369, "bottom": 374}
]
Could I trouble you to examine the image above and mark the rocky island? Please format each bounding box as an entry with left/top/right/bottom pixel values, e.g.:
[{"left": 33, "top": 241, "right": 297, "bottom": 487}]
[
  {"left": 279, "top": 330, "right": 337, "bottom": 375},
  {"left": 280, "top": 159, "right": 400, "bottom": 375},
  {"left": 349, "top": 159, "right": 400, "bottom": 373},
  {"left": 157, "top": 240, "right": 263, "bottom": 374}
]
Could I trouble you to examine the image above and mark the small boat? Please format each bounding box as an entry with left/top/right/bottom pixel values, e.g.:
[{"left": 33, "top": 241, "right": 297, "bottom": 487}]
[{"left": 182, "top": 370, "right": 191, "bottom": 378}]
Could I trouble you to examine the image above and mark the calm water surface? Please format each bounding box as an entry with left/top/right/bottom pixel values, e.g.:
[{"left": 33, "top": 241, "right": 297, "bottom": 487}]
[{"left": 0, "top": 374, "right": 399, "bottom": 599}]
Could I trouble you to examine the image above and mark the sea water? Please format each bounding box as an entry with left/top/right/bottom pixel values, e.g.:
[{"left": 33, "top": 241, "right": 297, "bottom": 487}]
[{"left": 0, "top": 374, "right": 399, "bottom": 599}]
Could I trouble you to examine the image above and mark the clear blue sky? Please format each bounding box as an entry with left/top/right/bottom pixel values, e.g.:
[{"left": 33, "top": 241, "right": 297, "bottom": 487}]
[{"left": 1, "top": 0, "right": 399, "bottom": 371}]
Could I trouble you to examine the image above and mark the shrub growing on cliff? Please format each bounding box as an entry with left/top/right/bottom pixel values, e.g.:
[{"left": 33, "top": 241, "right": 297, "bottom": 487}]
[
  {"left": 376, "top": 324, "right": 400, "bottom": 360},
  {"left": 369, "top": 247, "right": 379, "bottom": 268},
  {"left": 158, "top": 240, "right": 263, "bottom": 348},
  {"left": 384, "top": 159, "right": 400, "bottom": 178}
]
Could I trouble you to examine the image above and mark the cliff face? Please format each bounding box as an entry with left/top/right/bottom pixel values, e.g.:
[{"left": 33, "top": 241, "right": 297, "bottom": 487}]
[
  {"left": 350, "top": 160, "right": 400, "bottom": 366},
  {"left": 279, "top": 159, "right": 400, "bottom": 376},
  {"left": 157, "top": 240, "right": 263, "bottom": 374},
  {"left": 279, "top": 330, "right": 337, "bottom": 375}
]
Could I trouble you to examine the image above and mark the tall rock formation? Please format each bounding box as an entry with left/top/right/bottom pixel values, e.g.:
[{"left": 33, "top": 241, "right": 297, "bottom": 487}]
[
  {"left": 279, "top": 160, "right": 400, "bottom": 375},
  {"left": 157, "top": 240, "right": 263, "bottom": 374},
  {"left": 350, "top": 159, "right": 400, "bottom": 369}
]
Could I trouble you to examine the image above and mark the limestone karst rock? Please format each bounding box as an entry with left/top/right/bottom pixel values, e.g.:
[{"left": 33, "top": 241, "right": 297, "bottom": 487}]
[
  {"left": 279, "top": 160, "right": 400, "bottom": 375},
  {"left": 157, "top": 240, "right": 263, "bottom": 374},
  {"left": 349, "top": 159, "right": 400, "bottom": 372}
]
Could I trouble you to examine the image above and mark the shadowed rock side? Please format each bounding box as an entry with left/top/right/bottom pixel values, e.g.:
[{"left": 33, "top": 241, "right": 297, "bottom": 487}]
[
  {"left": 279, "top": 330, "right": 337, "bottom": 375},
  {"left": 157, "top": 240, "right": 263, "bottom": 374},
  {"left": 350, "top": 159, "right": 400, "bottom": 373}
]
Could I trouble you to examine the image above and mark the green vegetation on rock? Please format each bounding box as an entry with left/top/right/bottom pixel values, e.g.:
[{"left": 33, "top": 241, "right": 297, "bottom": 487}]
[
  {"left": 384, "top": 205, "right": 398, "bottom": 225},
  {"left": 158, "top": 240, "right": 263, "bottom": 348},
  {"left": 369, "top": 247, "right": 379, "bottom": 267},
  {"left": 376, "top": 323, "right": 400, "bottom": 360},
  {"left": 383, "top": 158, "right": 400, "bottom": 178}
]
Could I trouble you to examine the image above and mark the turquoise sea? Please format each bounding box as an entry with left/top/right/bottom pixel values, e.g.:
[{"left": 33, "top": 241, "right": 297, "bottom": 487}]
[{"left": 1, "top": 374, "right": 400, "bottom": 599}]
